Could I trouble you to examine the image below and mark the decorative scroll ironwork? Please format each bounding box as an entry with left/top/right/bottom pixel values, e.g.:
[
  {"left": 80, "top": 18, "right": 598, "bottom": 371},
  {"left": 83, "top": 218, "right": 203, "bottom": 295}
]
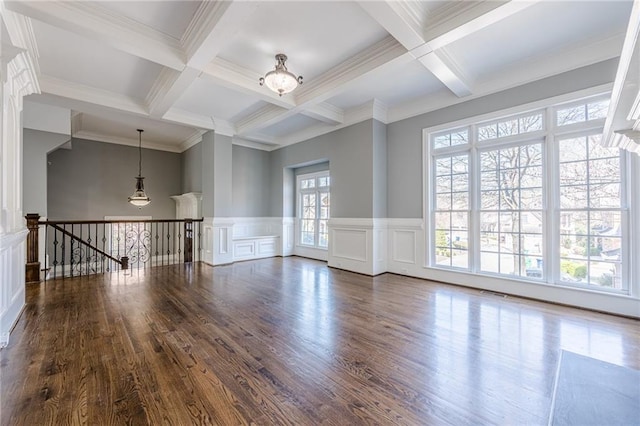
[
  {"left": 36, "top": 218, "right": 203, "bottom": 281},
  {"left": 124, "top": 225, "right": 152, "bottom": 267}
]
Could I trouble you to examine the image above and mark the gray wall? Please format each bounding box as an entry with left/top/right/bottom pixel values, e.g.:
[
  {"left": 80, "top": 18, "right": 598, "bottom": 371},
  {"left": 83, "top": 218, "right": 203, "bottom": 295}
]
[
  {"left": 269, "top": 120, "right": 375, "bottom": 218},
  {"left": 211, "top": 133, "right": 233, "bottom": 217},
  {"left": 386, "top": 58, "right": 618, "bottom": 218},
  {"left": 47, "top": 138, "right": 181, "bottom": 220},
  {"left": 23, "top": 129, "right": 69, "bottom": 216},
  {"left": 181, "top": 142, "right": 202, "bottom": 193},
  {"left": 232, "top": 145, "right": 271, "bottom": 217},
  {"left": 372, "top": 119, "right": 387, "bottom": 219}
]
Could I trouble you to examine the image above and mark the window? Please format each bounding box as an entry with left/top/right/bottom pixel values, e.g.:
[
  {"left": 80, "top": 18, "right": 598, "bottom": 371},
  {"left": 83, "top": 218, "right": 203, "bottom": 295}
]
[
  {"left": 297, "top": 171, "right": 330, "bottom": 249},
  {"left": 427, "top": 93, "right": 631, "bottom": 294},
  {"left": 479, "top": 143, "right": 543, "bottom": 278},
  {"left": 558, "top": 134, "right": 623, "bottom": 289}
]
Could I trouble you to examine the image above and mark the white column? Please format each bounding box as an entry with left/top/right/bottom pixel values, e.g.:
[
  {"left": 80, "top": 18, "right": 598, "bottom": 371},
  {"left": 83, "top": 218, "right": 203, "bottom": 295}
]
[{"left": 0, "top": 9, "right": 40, "bottom": 346}]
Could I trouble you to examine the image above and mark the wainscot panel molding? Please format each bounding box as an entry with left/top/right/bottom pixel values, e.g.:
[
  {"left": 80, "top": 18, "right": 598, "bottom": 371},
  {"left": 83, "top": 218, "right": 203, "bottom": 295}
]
[
  {"left": 281, "top": 217, "right": 295, "bottom": 257},
  {"left": 0, "top": 229, "right": 28, "bottom": 347},
  {"left": 231, "top": 217, "right": 282, "bottom": 262},
  {"left": 207, "top": 217, "right": 233, "bottom": 265},
  {"left": 386, "top": 218, "right": 425, "bottom": 277},
  {"left": 327, "top": 218, "right": 387, "bottom": 276}
]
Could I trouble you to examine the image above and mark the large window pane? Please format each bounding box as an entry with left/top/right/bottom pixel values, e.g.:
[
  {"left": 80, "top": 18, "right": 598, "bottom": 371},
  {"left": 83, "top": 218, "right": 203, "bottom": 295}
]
[
  {"left": 298, "top": 172, "right": 330, "bottom": 249},
  {"left": 430, "top": 95, "right": 628, "bottom": 295},
  {"left": 479, "top": 143, "right": 543, "bottom": 279},
  {"left": 558, "top": 134, "right": 623, "bottom": 290}
]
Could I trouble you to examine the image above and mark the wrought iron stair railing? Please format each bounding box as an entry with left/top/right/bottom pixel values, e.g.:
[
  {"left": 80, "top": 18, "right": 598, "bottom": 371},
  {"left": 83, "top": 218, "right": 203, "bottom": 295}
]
[{"left": 25, "top": 215, "right": 203, "bottom": 282}]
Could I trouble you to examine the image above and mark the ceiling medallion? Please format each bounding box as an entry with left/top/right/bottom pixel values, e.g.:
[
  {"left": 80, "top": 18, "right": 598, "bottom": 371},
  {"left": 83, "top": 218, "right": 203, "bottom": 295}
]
[{"left": 259, "top": 54, "right": 303, "bottom": 96}]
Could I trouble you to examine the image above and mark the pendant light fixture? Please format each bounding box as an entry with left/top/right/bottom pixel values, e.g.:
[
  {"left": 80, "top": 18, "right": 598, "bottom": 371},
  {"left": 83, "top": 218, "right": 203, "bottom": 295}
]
[
  {"left": 128, "top": 129, "right": 151, "bottom": 207},
  {"left": 259, "top": 54, "right": 303, "bottom": 96}
]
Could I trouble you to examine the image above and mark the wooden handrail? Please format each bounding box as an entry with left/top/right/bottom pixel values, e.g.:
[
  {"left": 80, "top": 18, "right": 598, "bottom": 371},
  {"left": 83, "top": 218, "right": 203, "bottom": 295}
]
[
  {"left": 40, "top": 218, "right": 204, "bottom": 225},
  {"left": 49, "top": 223, "right": 125, "bottom": 266}
]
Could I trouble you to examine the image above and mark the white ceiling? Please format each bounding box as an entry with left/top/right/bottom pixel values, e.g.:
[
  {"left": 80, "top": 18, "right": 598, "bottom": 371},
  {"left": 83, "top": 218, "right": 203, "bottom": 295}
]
[{"left": 4, "top": 0, "right": 634, "bottom": 152}]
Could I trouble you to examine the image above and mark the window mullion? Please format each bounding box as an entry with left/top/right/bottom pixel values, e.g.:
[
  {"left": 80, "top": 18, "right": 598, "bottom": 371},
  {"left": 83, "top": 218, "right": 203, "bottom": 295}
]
[
  {"left": 469, "top": 125, "right": 480, "bottom": 273},
  {"left": 545, "top": 104, "right": 558, "bottom": 284}
]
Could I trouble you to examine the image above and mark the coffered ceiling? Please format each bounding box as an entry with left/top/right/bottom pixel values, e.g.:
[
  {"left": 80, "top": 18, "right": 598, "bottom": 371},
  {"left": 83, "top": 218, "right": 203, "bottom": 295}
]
[{"left": 3, "top": 0, "right": 634, "bottom": 152}]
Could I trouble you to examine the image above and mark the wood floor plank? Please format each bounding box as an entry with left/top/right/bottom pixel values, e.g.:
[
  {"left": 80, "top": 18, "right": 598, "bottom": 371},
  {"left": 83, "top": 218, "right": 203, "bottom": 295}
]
[{"left": 1, "top": 257, "right": 639, "bottom": 425}]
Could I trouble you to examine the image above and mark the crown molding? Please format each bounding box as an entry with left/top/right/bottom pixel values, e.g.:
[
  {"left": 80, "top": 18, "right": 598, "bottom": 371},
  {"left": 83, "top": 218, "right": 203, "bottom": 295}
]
[
  {"left": 302, "top": 102, "right": 344, "bottom": 125},
  {"left": 357, "top": 1, "right": 426, "bottom": 50},
  {"left": 2, "top": 9, "right": 41, "bottom": 76},
  {"left": 388, "top": 33, "right": 625, "bottom": 124},
  {"left": 179, "top": 129, "right": 207, "bottom": 152},
  {"left": 232, "top": 136, "right": 279, "bottom": 152},
  {"left": 73, "top": 130, "right": 182, "bottom": 153},
  {"left": 162, "top": 108, "right": 215, "bottom": 130},
  {"left": 294, "top": 36, "right": 407, "bottom": 105},
  {"left": 39, "top": 75, "right": 147, "bottom": 116},
  {"left": 146, "top": 67, "right": 200, "bottom": 118},
  {"left": 424, "top": 0, "right": 537, "bottom": 50},
  {"left": 4, "top": 0, "right": 185, "bottom": 70},
  {"left": 417, "top": 47, "right": 473, "bottom": 97},
  {"left": 213, "top": 118, "right": 236, "bottom": 137},
  {"left": 181, "top": 1, "right": 257, "bottom": 70},
  {"left": 236, "top": 104, "right": 289, "bottom": 135},
  {"left": 202, "top": 58, "right": 296, "bottom": 109},
  {"left": 603, "top": 0, "right": 640, "bottom": 151},
  {"left": 235, "top": 37, "right": 407, "bottom": 135},
  {"left": 181, "top": 0, "right": 232, "bottom": 56}
]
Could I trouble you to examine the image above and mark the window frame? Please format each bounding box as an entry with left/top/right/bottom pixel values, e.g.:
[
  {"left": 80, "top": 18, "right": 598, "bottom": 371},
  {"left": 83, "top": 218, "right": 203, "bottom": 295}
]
[
  {"left": 296, "top": 171, "right": 330, "bottom": 250},
  {"left": 424, "top": 86, "right": 634, "bottom": 296}
]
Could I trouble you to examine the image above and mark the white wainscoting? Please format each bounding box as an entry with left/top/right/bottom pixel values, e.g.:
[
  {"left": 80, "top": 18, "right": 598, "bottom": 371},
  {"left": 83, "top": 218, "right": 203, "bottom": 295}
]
[
  {"left": 281, "top": 217, "right": 295, "bottom": 257},
  {"left": 205, "top": 217, "right": 233, "bottom": 266},
  {"left": 0, "top": 229, "right": 28, "bottom": 347},
  {"left": 386, "top": 219, "right": 425, "bottom": 277},
  {"left": 327, "top": 218, "right": 387, "bottom": 275}
]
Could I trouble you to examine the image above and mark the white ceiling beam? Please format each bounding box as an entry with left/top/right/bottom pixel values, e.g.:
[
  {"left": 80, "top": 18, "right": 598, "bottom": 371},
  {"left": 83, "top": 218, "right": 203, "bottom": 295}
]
[
  {"left": 181, "top": 1, "right": 258, "bottom": 70},
  {"left": 236, "top": 105, "right": 290, "bottom": 135},
  {"left": 39, "top": 75, "right": 148, "bottom": 116},
  {"left": 147, "top": 67, "right": 200, "bottom": 118},
  {"left": 418, "top": 48, "right": 472, "bottom": 97},
  {"left": 356, "top": 1, "right": 426, "bottom": 50},
  {"left": 162, "top": 108, "right": 216, "bottom": 130},
  {"left": 202, "top": 58, "right": 345, "bottom": 125},
  {"left": 303, "top": 103, "right": 344, "bottom": 125},
  {"left": 388, "top": 33, "right": 623, "bottom": 123},
  {"left": 357, "top": 0, "right": 473, "bottom": 98},
  {"left": 359, "top": 0, "right": 540, "bottom": 99},
  {"left": 423, "top": 0, "right": 539, "bottom": 50},
  {"left": 146, "top": 1, "right": 260, "bottom": 120},
  {"left": 201, "top": 58, "right": 296, "bottom": 109},
  {"left": 236, "top": 36, "right": 406, "bottom": 135},
  {"left": 4, "top": 1, "right": 185, "bottom": 70},
  {"left": 603, "top": 0, "right": 640, "bottom": 151}
]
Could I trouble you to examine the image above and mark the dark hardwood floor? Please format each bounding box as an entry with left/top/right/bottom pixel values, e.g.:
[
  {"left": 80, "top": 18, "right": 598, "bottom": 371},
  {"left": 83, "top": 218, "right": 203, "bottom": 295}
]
[{"left": 1, "top": 257, "right": 638, "bottom": 425}]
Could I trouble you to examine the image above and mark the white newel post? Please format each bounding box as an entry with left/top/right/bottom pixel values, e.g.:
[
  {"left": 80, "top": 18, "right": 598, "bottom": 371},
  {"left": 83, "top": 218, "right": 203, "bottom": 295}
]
[{"left": 0, "top": 8, "right": 40, "bottom": 347}]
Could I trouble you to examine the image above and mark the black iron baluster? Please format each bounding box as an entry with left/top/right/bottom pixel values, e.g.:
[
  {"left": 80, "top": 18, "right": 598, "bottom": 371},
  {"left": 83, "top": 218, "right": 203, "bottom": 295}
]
[
  {"left": 80, "top": 224, "right": 84, "bottom": 276},
  {"left": 61, "top": 224, "right": 65, "bottom": 278},
  {"left": 52, "top": 225, "right": 58, "bottom": 280},
  {"left": 167, "top": 223, "right": 171, "bottom": 265},
  {"left": 198, "top": 221, "right": 202, "bottom": 262},
  {"left": 100, "top": 222, "right": 109, "bottom": 273},
  {"left": 178, "top": 222, "right": 182, "bottom": 263},
  {"left": 44, "top": 223, "right": 48, "bottom": 282},
  {"left": 154, "top": 222, "right": 159, "bottom": 267},
  {"left": 70, "top": 224, "right": 74, "bottom": 278}
]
